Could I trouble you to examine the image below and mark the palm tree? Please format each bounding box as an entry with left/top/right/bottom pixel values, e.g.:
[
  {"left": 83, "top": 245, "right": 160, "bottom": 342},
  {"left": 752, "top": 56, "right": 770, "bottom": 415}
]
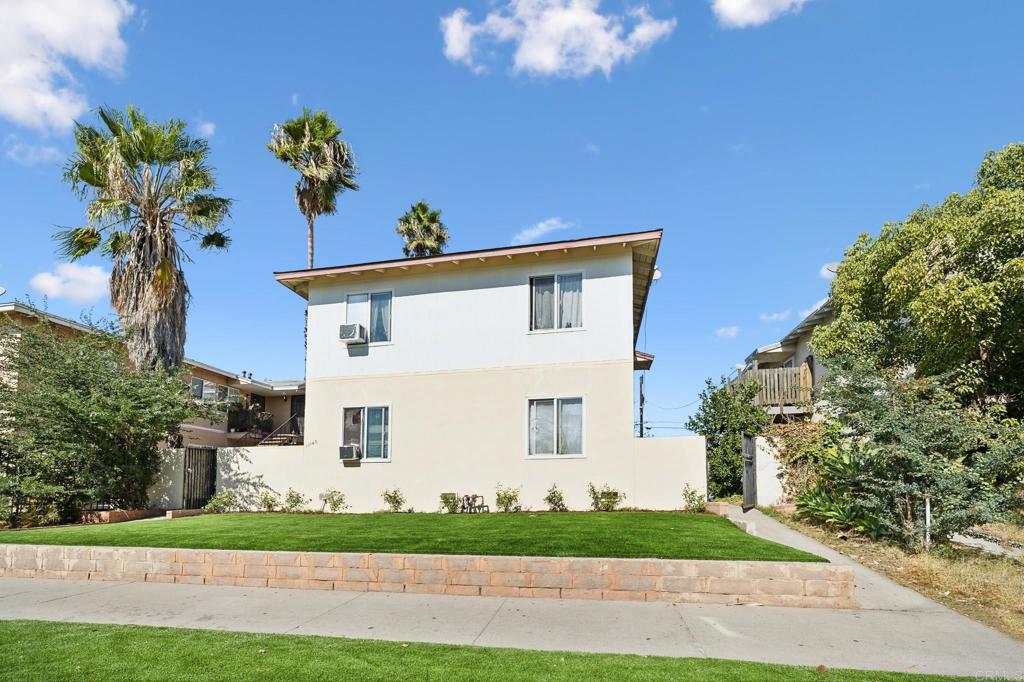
[
  {"left": 60, "top": 106, "right": 232, "bottom": 369},
  {"left": 396, "top": 201, "right": 449, "bottom": 257},
  {"left": 267, "top": 109, "right": 358, "bottom": 269}
]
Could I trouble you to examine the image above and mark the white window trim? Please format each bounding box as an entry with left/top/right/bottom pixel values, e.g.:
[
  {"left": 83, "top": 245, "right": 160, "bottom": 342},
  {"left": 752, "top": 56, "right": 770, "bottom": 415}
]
[
  {"left": 524, "top": 394, "right": 586, "bottom": 459},
  {"left": 340, "top": 404, "right": 392, "bottom": 462},
  {"left": 345, "top": 288, "right": 395, "bottom": 346},
  {"left": 527, "top": 270, "right": 585, "bottom": 334}
]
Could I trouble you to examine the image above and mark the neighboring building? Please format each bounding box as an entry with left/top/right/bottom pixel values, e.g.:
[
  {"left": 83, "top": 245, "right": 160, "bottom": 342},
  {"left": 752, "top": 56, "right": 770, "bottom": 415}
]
[
  {"left": 195, "top": 229, "right": 706, "bottom": 512},
  {"left": 0, "top": 302, "right": 304, "bottom": 449},
  {"left": 733, "top": 300, "right": 833, "bottom": 418}
]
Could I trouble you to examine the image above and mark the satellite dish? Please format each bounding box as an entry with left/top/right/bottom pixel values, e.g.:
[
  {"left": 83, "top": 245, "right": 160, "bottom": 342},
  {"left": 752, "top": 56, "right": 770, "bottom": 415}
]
[
  {"left": 0, "top": 286, "right": 6, "bottom": 298},
  {"left": 652, "top": 267, "right": 662, "bottom": 282}
]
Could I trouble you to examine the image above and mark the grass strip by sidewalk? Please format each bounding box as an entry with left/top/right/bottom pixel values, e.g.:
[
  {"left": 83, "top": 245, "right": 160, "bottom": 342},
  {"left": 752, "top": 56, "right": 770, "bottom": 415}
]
[
  {"left": 0, "top": 620, "right": 978, "bottom": 682},
  {"left": 0, "top": 512, "right": 823, "bottom": 562}
]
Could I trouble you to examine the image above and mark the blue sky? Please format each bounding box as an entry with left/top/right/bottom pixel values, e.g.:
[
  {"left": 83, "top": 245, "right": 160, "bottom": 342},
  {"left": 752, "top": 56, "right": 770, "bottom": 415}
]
[{"left": 1, "top": 1, "right": 1022, "bottom": 433}]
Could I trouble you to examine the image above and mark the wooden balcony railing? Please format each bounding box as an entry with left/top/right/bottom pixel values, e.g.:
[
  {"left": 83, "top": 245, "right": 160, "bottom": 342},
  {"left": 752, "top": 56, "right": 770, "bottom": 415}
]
[{"left": 735, "top": 365, "right": 812, "bottom": 407}]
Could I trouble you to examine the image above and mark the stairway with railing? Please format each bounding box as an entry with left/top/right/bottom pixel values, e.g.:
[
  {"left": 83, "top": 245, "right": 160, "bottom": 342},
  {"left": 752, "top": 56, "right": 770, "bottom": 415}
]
[{"left": 258, "top": 413, "right": 304, "bottom": 446}]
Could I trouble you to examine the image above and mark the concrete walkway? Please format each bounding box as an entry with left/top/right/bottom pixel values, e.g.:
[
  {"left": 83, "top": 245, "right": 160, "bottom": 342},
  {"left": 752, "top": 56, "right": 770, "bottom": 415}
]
[{"left": 2, "top": 512, "right": 1023, "bottom": 679}]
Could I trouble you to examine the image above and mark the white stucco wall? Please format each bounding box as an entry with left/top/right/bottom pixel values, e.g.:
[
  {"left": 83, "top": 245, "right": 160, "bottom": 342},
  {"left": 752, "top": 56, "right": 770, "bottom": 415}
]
[
  {"left": 148, "top": 448, "right": 186, "bottom": 509},
  {"left": 754, "top": 436, "right": 785, "bottom": 506}
]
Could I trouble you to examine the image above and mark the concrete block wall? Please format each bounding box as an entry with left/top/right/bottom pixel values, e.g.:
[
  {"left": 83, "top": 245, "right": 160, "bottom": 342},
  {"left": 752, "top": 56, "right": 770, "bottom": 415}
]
[{"left": 0, "top": 544, "right": 855, "bottom": 608}]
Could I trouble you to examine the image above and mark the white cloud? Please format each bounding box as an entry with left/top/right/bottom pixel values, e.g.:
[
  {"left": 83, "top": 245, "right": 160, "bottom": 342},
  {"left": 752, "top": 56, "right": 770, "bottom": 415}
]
[
  {"left": 0, "top": 0, "right": 135, "bottom": 133},
  {"left": 196, "top": 120, "right": 216, "bottom": 136},
  {"left": 290, "top": 93, "right": 299, "bottom": 107},
  {"left": 584, "top": 141, "right": 600, "bottom": 155},
  {"left": 819, "top": 261, "right": 839, "bottom": 280},
  {"left": 759, "top": 309, "right": 790, "bottom": 322},
  {"left": 716, "top": 325, "right": 739, "bottom": 339},
  {"left": 799, "top": 297, "right": 827, "bottom": 318},
  {"left": 711, "top": 0, "right": 809, "bottom": 28},
  {"left": 511, "top": 217, "right": 574, "bottom": 245},
  {"left": 3, "top": 135, "right": 60, "bottom": 165},
  {"left": 30, "top": 263, "right": 109, "bottom": 304},
  {"left": 441, "top": 0, "right": 676, "bottom": 78}
]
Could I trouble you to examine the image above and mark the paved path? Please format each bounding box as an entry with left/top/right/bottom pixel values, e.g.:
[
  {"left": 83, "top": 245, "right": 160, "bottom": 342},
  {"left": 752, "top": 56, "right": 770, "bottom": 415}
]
[{"left": 2, "top": 511, "right": 1022, "bottom": 679}]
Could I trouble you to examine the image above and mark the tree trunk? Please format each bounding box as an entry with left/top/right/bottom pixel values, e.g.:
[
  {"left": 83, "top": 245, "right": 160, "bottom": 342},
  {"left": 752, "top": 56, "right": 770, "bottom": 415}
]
[{"left": 307, "top": 216, "right": 315, "bottom": 270}]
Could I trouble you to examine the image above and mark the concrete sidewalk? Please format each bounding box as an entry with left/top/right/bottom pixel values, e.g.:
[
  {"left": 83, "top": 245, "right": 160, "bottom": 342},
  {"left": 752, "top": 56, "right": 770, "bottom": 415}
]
[{"left": 2, "top": 575, "right": 1023, "bottom": 678}]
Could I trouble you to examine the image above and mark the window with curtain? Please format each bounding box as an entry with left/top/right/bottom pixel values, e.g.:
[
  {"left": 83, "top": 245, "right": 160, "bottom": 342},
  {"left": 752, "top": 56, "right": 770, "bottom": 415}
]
[
  {"left": 346, "top": 291, "right": 392, "bottom": 343},
  {"left": 528, "top": 397, "right": 583, "bottom": 456},
  {"left": 341, "top": 405, "right": 390, "bottom": 460},
  {"left": 530, "top": 273, "right": 582, "bottom": 330}
]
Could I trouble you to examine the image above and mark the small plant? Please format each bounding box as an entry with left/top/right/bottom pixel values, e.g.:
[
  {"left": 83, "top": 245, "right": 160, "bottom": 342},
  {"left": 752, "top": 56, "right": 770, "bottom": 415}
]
[
  {"left": 282, "top": 487, "right": 309, "bottom": 513},
  {"left": 258, "top": 490, "right": 281, "bottom": 512},
  {"left": 586, "top": 482, "right": 625, "bottom": 512},
  {"left": 203, "top": 490, "right": 239, "bottom": 514},
  {"left": 495, "top": 483, "right": 521, "bottom": 512},
  {"left": 382, "top": 488, "right": 406, "bottom": 512},
  {"left": 439, "top": 493, "right": 459, "bottom": 514},
  {"left": 544, "top": 484, "right": 568, "bottom": 512},
  {"left": 681, "top": 484, "right": 706, "bottom": 513},
  {"left": 319, "top": 489, "right": 348, "bottom": 513}
]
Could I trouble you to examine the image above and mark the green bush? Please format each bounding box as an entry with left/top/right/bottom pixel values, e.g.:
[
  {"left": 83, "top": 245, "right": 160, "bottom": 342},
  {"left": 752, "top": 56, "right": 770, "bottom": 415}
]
[
  {"left": 439, "top": 493, "right": 459, "bottom": 514},
  {"left": 282, "top": 488, "right": 309, "bottom": 513},
  {"left": 381, "top": 488, "right": 405, "bottom": 513},
  {"left": 319, "top": 490, "right": 348, "bottom": 513},
  {"left": 587, "top": 483, "right": 625, "bottom": 512},
  {"left": 495, "top": 484, "right": 521, "bottom": 512},
  {"left": 204, "top": 490, "right": 239, "bottom": 514},
  {"left": 258, "top": 490, "right": 281, "bottom": 512},
  {"left": 543, "top": 484, "right": 568, "bottom": 512},
  {"left": 681, "top": 484, "right": 706, "bottom": 513}
]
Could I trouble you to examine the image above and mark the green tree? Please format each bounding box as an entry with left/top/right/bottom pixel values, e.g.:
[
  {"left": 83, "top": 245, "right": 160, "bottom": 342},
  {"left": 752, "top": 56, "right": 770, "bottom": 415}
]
[
  {"left": 268, "top": 109, "right": 359, "bottom": 269},
  {"left": 395, "top": 201, "right": 449, "bottom": 257},
  {"left": 59, "top": 106, "right": 232, "bottom": 368},
  {"left": 685, "top": 378, "right": 769, "bottom": 498},
  {"left": 0, "top": 316, "right": 209, "bottom": 525},
  {"left": 814, "top": 142, "right": 1024, "bottom": 415}
]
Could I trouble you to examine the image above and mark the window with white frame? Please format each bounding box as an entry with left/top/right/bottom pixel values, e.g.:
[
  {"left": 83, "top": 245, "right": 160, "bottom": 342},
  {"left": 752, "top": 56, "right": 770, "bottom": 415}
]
[
  {"left": 528, "top": 397, "right": 583, "bottom": 456},
  {"left": 341, "top": 405, "right": 390, "bottom": 460},
  {"left": 189, "top": 377, "right": 238, "bottom": 405},
  {"left": 346, "top": 291, "right": 392, "bottom": 343},
  {"left": 530, "top": 273, "right": 582, "bottom": 331}
]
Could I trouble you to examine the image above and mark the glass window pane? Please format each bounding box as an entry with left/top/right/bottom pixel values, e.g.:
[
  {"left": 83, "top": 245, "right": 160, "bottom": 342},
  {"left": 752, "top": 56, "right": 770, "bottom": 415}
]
[
  {"left": 370, "top": 292, "right": 392, "bottom": 343},
  {"left": 227, "top": 388, "right": 242, "bottom": 404},
  {"left": 190, "top": 377, "right": 204, "bottom": 400},
  {"left": 346, "top": 293, "right": 369, "bottom": 329},
  {"left": 528, "top": 399, "right": 555, "bottom": 455},
  {"left": 216, "top": 385, "right": 229, "bottom": 402},
  {"left": 202, "top": 380, "right": 217, "bottom": 403},
  {"left": 557, "top": 273, "right": 582, "bottom": 329},
  {"left": 365, "top": 406, "right": 388, "bottom": 459},
  {"left": 342, "top": 407, "right": 363, "bottom": 451},
  {"left": 557, "top": 398, "right": 583, "bottom": 455},
  {"left": 531, "top": 276, "right": 555, "bottom": 330}
]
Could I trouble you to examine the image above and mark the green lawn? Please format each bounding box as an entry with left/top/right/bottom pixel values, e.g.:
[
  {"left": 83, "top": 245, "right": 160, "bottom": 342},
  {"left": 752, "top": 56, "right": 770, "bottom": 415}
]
[
  {"left": 0, "top": 512, "right": 823, "bottom": 562},
  {"left": 0, "top": 620, "right": 973, "bottom": 682}
]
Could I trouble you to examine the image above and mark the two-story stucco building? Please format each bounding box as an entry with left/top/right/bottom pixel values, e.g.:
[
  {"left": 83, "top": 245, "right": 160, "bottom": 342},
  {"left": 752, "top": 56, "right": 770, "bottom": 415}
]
[{"left": 160, "top": 229, "right": 705, "bottom": 512}]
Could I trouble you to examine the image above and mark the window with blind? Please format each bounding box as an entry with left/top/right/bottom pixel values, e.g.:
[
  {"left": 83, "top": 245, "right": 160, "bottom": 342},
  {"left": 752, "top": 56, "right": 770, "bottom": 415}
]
[{"left": 530, "top": 273, "right": 582, "bottom": 331}]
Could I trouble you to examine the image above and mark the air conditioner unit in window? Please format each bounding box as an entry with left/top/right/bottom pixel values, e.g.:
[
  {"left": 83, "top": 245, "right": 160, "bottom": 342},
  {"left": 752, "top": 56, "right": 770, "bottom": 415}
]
[
  {"left": 339, "top": 444, "right": 362, "bottom": 460},
  {"left": 339, "top": 323, "right": 367, "bottom": 344}
]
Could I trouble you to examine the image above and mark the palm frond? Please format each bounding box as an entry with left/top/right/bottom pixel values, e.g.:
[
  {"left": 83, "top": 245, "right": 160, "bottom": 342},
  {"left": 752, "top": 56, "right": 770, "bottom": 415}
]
[{"left": 56, "top": 227, "right": 103, "bottom": 260}]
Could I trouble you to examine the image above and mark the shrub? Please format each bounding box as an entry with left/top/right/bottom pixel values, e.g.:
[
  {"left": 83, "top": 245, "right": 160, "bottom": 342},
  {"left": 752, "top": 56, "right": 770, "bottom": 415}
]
[
  {"left": 204, "top": 490, "right": 239, "bottom": 513},
  {"left": 258, "top": 490, "right": 281, "bottom": 512},
  {"left": 382, "top": 488, "right": 406, "bottom": 513},
  {"left": 495, "top": 484, "right": 521, "bottom": 512},
  {"left": 319, "top": 489, "right": 348, "bottom": 513},
  {"left": 282, "top": 488, "right": 309, "bottom": 513},
  {"left": 543, "top": 484, "right": 568, "bottom": 512},
  {"left": 681, "top": 484, "right": 706, "bottom": 513},
  {"left": 439, "top": 493, "right": 459, "bottom": 514},
  {"left": 587, "top": 482, "right": 625, "bottom": 512}
]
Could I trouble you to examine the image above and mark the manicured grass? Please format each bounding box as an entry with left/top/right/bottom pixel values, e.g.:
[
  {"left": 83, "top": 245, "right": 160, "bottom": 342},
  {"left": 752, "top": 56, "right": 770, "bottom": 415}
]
[
  {"left": 0, "top": 512, "right": 823, "bottom": 562},
  {"left": 0, "top": 620, "right": 973, "bottom": 682}
]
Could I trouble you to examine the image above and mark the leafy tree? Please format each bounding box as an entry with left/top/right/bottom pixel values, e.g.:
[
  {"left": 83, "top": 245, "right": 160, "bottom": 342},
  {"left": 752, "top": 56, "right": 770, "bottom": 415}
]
[
  {"left": 686, "top": 378, "right": 769, "bottom": 498},
  {"left": 396, "top": 201, "right": 449, "bottom": 257},
  {"left": 800, "top": 353, "right": 1024, "bottom": 548},
  {"left": 60, "top": 106, "right": 232, "bottom": 368},
  {"left": 268, "top": 108, "right": 359, "bottom": 269},
  {"left": 814, "top": 143, "right": 1024, "bottom": 415},
  {"left": 0, "top": 316, "right": 208, "bottom": 525}
]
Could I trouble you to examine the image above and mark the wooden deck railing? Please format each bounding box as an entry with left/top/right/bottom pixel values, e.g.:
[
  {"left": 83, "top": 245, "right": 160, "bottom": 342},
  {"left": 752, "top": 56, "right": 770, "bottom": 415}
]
[{"left": 735, "top": 365, "right": 812, "bottom": 407}]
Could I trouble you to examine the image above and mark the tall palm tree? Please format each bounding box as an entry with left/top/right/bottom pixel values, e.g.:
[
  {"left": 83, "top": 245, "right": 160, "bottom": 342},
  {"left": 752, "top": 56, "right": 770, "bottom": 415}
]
[
  {"left": 396, "top": 201, "right": 449, "bottom": 257},
  {"left": 60, "top": 105, "right": 232, "bottom": 369},
  {"left": 267, "top": 109, "right": 358, "bottom": 269}
]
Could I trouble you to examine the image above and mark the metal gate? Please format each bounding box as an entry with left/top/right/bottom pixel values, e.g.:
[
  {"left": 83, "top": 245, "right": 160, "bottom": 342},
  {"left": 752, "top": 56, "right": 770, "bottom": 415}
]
[
  {"left": 741, "top": 433, "right": 757, "bottom": 512},
  {"left": 182, "top": 446, "right": 217, "bottom": 509}
]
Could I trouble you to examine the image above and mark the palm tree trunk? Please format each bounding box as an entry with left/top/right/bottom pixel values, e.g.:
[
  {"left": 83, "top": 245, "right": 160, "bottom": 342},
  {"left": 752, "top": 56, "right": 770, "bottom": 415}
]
[{"left": 307, "top": 216, "right": 315, "bottom": 270}]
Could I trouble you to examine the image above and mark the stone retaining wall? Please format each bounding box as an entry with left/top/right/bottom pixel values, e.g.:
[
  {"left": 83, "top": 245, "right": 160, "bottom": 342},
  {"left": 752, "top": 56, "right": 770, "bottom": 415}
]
[{"left": 0, "top": 544, "right": 855, "bottom": 608}]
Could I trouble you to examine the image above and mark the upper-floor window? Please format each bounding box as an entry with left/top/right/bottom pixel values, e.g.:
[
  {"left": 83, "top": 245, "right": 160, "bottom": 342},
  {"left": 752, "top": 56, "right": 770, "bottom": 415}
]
[
  {"left": 530, "top": 273, "right": 582, "bottom": 331},
  {"left": 189, "top": 377, "right": 240, "bottom": 404},
  {"left": 346, "top": 291, "right": 392, "bottom": 343}
]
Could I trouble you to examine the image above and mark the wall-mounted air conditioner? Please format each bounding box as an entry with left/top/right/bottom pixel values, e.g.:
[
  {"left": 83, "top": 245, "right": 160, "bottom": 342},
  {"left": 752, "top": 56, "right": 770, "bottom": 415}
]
[
  {"left": 339, "top": 323, "right": 367, "bottom": 344},
  {"left": 339, "top": 444, "right": 362, "bottom": 460}
]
